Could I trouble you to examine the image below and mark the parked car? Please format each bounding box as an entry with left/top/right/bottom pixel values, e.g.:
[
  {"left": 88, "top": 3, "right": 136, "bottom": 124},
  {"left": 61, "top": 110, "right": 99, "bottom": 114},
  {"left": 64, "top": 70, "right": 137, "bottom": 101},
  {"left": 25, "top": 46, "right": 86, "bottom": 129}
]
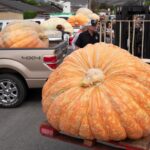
[{"left": 0, "top": 40, "right": 68, "bottom": 108}]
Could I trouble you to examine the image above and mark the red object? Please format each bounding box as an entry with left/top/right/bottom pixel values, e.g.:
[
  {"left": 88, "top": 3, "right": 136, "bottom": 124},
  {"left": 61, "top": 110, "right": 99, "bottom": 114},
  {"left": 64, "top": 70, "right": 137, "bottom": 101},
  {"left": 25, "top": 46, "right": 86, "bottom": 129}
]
[
  {"left": 43, "top": 56, "right": 57, "bottom": 63},
  {"left": 47, "top": 64, "right": 58, "bottom": 69},
  {"left": 43, "top": 55, "right": 58, "bottom": 69},
  {"left": 40, "top": 122, "right": 149, "bottom": 150},
  {"left": 69, "top": 36, "right": 74, "bottom": 45}
]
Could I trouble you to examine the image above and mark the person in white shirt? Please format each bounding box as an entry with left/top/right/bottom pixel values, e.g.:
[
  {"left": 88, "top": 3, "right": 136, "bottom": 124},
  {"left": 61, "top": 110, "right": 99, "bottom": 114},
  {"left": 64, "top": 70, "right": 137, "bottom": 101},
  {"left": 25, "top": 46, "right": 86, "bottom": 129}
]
[{"left": 106, "top": 21, "right": 115, "bottom": 43}]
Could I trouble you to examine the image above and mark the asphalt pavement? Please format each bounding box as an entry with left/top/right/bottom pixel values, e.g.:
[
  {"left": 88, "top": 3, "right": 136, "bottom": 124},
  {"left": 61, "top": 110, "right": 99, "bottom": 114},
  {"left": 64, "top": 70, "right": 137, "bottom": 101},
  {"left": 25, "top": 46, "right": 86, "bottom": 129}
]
[
  {"left": 0, "top": 89, "right": 121, "bottom": 150},
  {"left": 0, "top": 89, "right": 88, "bottom": 150}
]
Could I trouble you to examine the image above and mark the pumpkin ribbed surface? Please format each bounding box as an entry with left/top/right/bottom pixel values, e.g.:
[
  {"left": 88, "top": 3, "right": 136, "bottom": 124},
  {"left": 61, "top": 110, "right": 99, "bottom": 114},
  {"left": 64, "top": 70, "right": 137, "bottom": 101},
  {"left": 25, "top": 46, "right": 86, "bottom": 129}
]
[
  {"left": 1, "top": 21, "right": 48, "bottom": 48},
  {"left": 42, "top": 43, "right": 150, "bottom": 141}
]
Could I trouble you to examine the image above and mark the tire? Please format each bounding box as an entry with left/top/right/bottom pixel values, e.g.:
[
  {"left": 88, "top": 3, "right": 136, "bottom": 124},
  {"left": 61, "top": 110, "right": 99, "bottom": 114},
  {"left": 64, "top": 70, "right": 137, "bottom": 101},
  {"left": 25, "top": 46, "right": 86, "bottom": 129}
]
[{"left": 0, "top": 74, "right": 27, "bottom": 108}]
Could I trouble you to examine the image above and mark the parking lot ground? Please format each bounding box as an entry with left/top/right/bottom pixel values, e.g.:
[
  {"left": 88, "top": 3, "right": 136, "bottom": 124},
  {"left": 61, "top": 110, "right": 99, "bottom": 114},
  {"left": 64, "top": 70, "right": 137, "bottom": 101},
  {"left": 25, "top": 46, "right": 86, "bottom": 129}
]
[
  {"left": 0, "top": 89, "right": 87, "bottom": 150},
  {"left": 0, "top": 89, "right": 123, "bottom": 150}
]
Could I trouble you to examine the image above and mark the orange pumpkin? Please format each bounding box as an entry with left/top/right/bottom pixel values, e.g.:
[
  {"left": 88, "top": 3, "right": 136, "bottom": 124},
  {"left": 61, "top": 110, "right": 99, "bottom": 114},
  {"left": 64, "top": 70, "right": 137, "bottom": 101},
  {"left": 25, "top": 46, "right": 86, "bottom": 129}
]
[
  {"left": 42, "top": 43, "right": 150, "bottom": 141},
  {"left": 1, "top": 21, "right": 48, "bottom": 48},
  {"left": 68, "top": 14, "right": 89, "bottom": 27}
]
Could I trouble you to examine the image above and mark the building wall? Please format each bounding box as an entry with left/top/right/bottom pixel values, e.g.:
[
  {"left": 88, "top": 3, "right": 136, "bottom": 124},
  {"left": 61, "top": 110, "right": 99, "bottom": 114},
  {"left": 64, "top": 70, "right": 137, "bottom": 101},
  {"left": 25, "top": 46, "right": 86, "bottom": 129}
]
[{"left": 0, "top": 12, "right": 23, "bottom": 20}]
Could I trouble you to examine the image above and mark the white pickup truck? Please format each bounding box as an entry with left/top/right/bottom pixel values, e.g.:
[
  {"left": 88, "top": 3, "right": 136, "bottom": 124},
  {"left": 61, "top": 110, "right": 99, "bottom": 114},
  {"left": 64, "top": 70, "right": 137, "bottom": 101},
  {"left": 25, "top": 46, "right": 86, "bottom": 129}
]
[{"left": 0, "top": 40, "right": 68, "bottom": 108}]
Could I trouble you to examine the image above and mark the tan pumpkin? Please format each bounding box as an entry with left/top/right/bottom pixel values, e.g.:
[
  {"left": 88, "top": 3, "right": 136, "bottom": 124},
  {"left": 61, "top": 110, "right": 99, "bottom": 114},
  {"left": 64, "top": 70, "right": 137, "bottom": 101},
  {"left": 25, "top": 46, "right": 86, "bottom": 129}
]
[
  {"left": 41, "top": 18, "right": 73, "bottom": 34},
  {"left": 42, "top": 43, "right": 150, "bottom": 141},
  {"left": 0, "top": 32, "right": 4, "bottom": 48},
  {"left": 68, "top": 14, "right": 89, "bottom": 27},
  {"left": 76, "top": 8, "right": 93, "bottom": 18},
  {"left": 89, "top": 13, "right": 100, "bottom": 20},
  {"left": 2, "top": 21, "right": 44, "bottom": 34},
  {"left": 1, "top": 21, "right": 48, "bottom": 48},
  {"left": 76, "top": 8, "right": 99, "bottom": 21}
]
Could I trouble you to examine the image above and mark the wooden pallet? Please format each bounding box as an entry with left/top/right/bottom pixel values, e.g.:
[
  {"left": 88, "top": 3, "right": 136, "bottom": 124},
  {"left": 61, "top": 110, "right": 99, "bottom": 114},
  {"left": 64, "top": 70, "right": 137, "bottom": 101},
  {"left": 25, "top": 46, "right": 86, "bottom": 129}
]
[{"left": 40, "top": 122, "right": 150, "bottom": 150}]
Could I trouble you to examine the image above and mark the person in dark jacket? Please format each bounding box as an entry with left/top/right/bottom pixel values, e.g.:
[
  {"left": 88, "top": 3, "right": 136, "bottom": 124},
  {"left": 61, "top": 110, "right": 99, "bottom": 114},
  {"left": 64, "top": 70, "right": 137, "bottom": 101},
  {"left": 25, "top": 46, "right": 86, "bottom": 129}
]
[
  {"left": 75, "top": 20, "right": 99, "bottom": 49},
  {"left": 134, "top": 22, "right": 142, "bottom": 57}
]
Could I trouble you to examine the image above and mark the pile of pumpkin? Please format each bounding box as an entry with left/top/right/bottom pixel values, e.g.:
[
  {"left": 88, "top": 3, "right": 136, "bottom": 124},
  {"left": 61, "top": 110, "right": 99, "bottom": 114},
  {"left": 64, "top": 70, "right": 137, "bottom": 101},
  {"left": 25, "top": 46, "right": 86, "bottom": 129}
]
[
  {"left": 0, "top": 19, "right": 74, "bottom": 48},
  {"left": 0, "top": 8, "right": 100, "bottom": 48},
  {"left": 68, "top": 8, "right": 99, "bottom": 27},
  {"left": 42, "top": 42, "right": 150, "bottom": 141}
]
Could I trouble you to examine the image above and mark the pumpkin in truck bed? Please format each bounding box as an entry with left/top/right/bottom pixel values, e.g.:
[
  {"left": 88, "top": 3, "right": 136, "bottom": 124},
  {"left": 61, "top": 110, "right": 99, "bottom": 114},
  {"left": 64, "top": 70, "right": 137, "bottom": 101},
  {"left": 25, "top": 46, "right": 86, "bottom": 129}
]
[{"left": 0, "top": 21, "right": 49, "bottom": 48}]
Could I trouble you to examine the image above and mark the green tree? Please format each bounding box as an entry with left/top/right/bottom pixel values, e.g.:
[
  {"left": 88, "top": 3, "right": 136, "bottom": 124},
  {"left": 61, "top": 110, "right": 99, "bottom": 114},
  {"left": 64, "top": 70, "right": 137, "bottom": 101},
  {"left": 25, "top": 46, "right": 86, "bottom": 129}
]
[
  {"left": 145, "top": 0, "right": 150, "bottom": 5},
  {"left": 23, "top": 0, "right": 38, "bottom": 6},
  {"left": 99, "top": 3, "right": 108, "bottom": 10},
  {"left": 23, "top": 11, "right": 37, "bottom": 19}
]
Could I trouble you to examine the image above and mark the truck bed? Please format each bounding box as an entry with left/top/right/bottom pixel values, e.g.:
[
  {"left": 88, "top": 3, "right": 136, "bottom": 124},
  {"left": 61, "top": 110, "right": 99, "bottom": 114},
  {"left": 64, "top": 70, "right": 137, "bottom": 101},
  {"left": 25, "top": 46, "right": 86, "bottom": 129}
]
[
  {"left": 0, "top": 40, "right": 68, "bottom": 88},
  {"left": 40, "top": 122, "right": 150, "bottom": 150}
]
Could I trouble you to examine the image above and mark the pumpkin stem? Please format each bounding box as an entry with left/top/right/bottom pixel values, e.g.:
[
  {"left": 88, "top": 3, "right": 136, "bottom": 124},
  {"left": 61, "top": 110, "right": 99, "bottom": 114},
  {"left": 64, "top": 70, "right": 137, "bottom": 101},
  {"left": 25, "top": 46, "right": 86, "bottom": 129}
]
[
  {"left": 81, "top": 68, "right": 105, "bottom": 87},
  {"left": 39, "top": 33, "right": 48, "bottom": 40}
]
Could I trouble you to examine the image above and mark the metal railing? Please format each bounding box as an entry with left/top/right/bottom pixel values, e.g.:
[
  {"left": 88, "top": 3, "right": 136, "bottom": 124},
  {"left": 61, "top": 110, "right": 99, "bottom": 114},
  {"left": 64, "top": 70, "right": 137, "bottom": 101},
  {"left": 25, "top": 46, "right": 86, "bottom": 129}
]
[{"left": 99, "top": 20, "right": 150, "bottom": 63}]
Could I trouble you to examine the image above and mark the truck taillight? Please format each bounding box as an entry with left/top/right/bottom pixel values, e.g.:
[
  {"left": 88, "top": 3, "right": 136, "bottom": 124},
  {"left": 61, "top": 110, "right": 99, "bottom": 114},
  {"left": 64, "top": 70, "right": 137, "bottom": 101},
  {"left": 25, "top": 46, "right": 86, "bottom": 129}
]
[
  {"left": 43, "top": 56, "right": 57, "bottom": 63},
  {"left": 69, "top": 37, "right": 73, "bottom": 45},
  {"left": 47, "top": 64, "right": 58, "bottom": 69},
  {"left": 43, "top": 55, "right": 58, "bottom": 69}
]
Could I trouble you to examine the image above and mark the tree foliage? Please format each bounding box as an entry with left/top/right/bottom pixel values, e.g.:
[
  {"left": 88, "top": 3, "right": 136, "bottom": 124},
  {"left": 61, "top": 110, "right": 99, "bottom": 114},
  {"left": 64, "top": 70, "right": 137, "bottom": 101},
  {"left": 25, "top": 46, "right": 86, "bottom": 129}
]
[
  {"left": 145, "top": 0, "right": 150, "bottom": 5},
  {"left": 90, "top": 1, "right": 116, "bottom": 14},
  {"left": 23, "top": 11, "right": 37, "bottom": 19},
  {"left": 23, "top": 0, "right": 38, "bottom": 6}
]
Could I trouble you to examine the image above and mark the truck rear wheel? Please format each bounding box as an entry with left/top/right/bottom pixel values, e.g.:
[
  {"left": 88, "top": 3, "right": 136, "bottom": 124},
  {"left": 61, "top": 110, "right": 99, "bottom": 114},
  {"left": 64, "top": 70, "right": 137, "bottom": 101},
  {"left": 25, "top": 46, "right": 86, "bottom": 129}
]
[{"left": 0, "top": 74, "right": 27, "bottom": 108}]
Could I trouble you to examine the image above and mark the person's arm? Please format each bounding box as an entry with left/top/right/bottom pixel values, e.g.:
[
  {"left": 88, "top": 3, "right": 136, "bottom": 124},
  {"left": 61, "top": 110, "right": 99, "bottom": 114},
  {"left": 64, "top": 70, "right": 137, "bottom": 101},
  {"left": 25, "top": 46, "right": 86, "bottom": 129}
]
[
  {"left": 111, "top": 29, "right": 115, "bottom": 39},
  {"left": 96, "top": 32, "right": 100, "bottom": 42},
  {"left": 63, "top": 33, "right": 70, "bottom": 42},
  {"left": 72, "top": 33, "right": 80, "bottom": 50}
]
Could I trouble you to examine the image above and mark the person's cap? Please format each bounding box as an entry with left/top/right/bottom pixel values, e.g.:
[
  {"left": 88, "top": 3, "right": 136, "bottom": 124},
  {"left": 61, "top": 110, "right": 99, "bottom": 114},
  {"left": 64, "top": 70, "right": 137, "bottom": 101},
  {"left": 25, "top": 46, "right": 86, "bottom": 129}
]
[{"left": 85, "top": 19, "right": 98, "bottom": 27}]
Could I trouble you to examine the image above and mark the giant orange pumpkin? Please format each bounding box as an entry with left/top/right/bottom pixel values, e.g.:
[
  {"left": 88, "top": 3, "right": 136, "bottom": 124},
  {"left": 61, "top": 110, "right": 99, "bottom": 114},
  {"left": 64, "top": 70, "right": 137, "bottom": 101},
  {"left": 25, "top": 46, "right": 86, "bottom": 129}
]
[
  {"left": 1, "top": 21, "right": 48, "bottom": 48},
  {"left": 42, "top": 43, "right": 150, "bottom": 141}
]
